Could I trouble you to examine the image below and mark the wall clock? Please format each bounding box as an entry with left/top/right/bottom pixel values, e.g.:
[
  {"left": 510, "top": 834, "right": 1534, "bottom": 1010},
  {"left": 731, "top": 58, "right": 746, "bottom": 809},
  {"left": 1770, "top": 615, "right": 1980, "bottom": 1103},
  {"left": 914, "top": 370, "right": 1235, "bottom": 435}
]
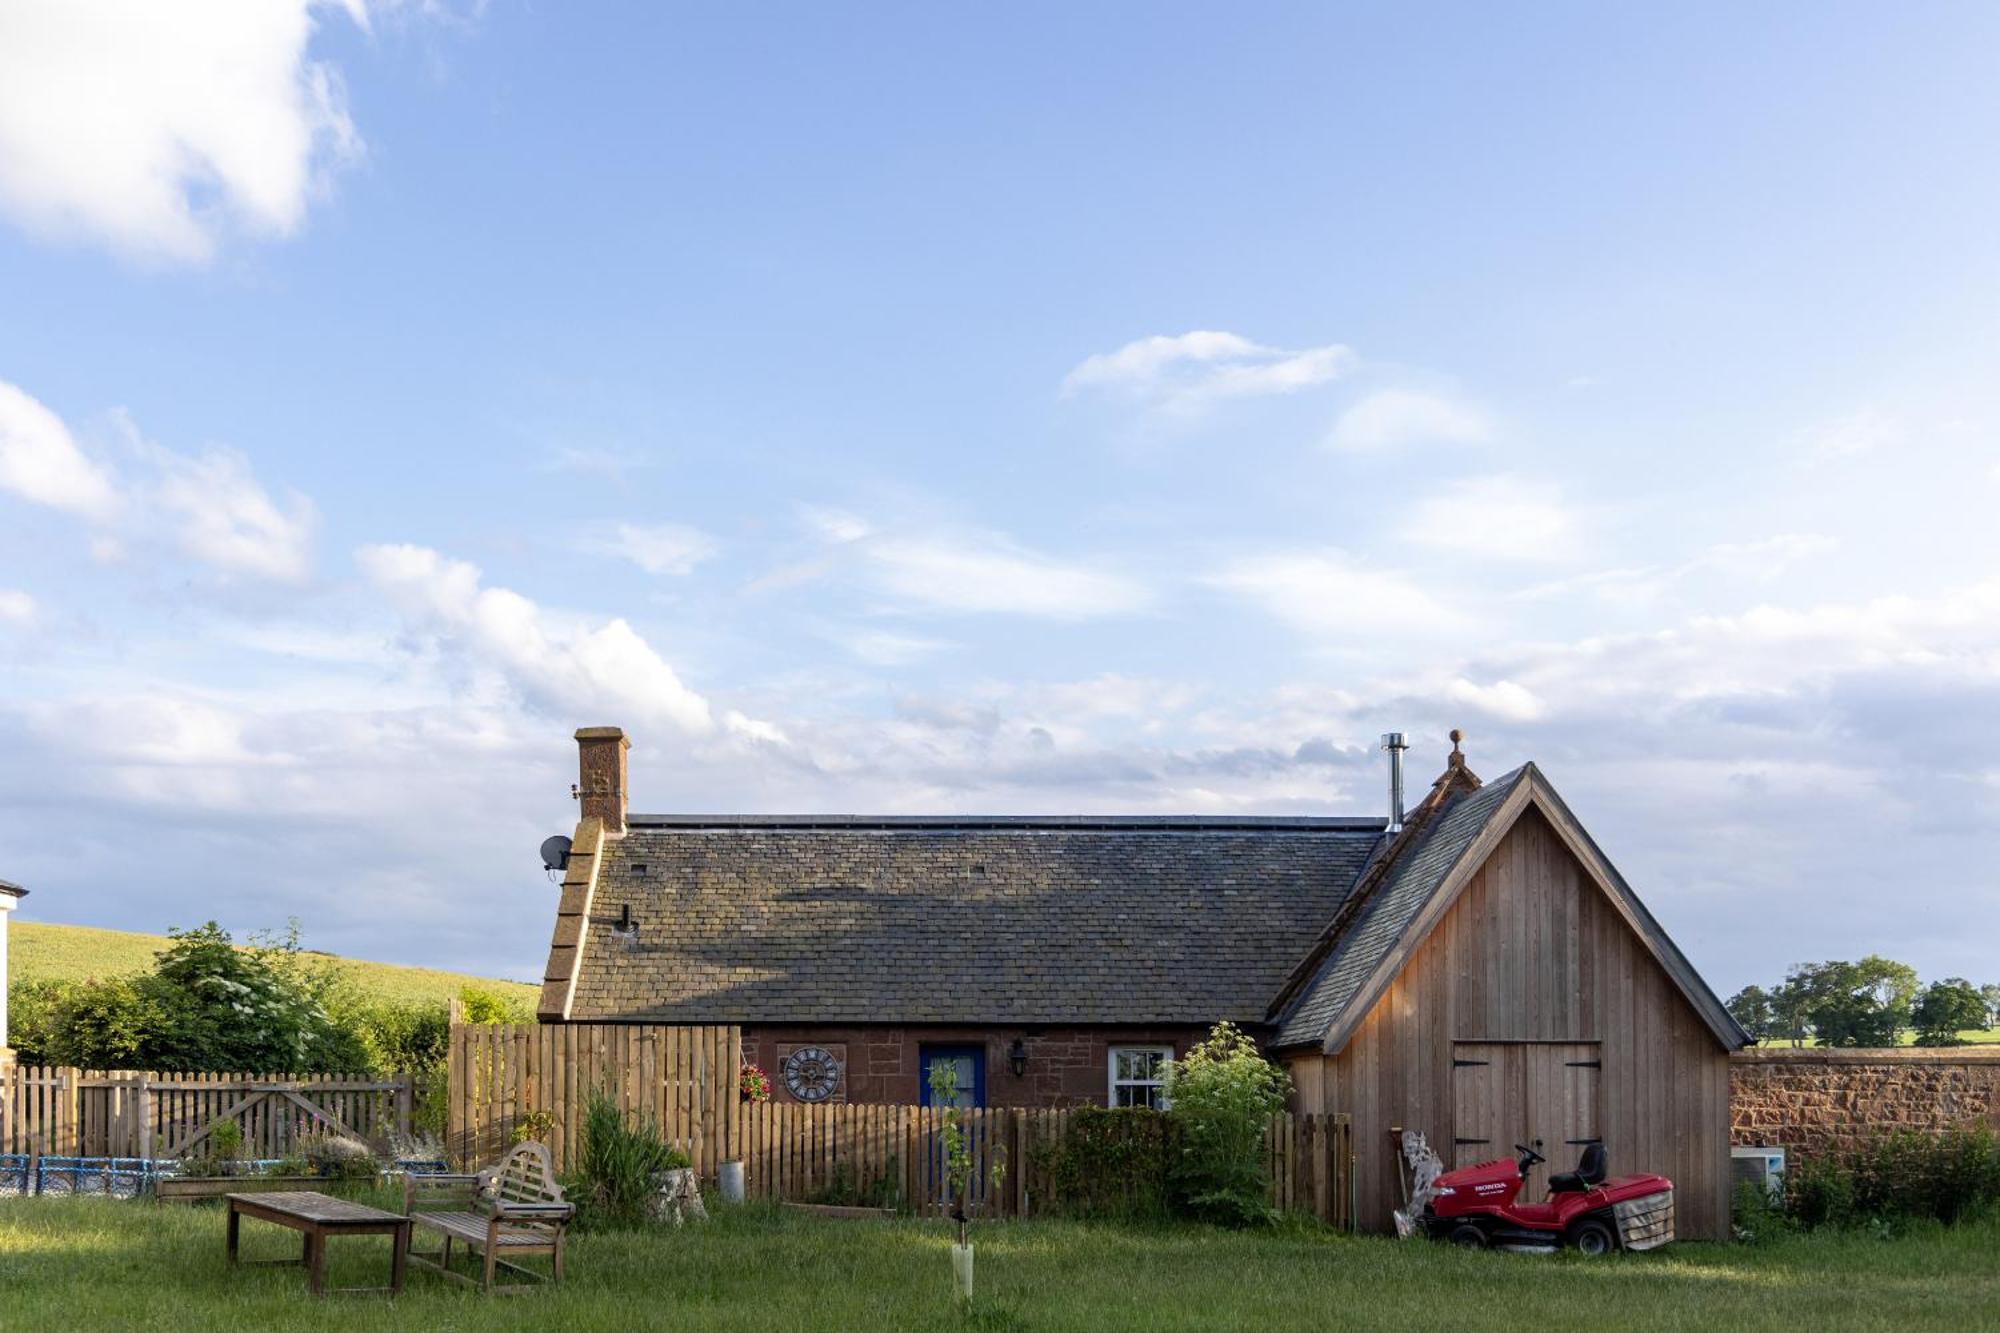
[{"left": 781, "top": 1045, "right": 842, "bottom": 1102}]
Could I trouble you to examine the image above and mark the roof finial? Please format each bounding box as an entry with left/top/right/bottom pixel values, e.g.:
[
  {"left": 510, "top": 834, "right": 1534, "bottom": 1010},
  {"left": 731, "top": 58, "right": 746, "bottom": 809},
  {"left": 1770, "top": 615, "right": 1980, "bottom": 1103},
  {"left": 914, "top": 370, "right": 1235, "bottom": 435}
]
[{"left": 1447, "top": 728, "right": 1464, "bottom": 767}]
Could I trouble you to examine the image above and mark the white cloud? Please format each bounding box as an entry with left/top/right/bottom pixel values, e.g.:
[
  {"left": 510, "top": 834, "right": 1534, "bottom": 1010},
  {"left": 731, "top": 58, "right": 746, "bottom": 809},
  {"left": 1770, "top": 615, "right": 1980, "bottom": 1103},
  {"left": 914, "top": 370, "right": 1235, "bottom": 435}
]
[
  {"left": 0, "top": 382, "right": 316, "bottom": 582},
  {"left": 0, "top": 0, "right": 375, "bottom": 264},
  {"left": 1207, "top": 550, "right": 1467, "bottom": 640},
  {"left": 1062, "top": 330, "right": 1353, "bottom": 415},
  {"left": 1516, "top": 533, "right": 1836, "bottom": 605},
  {"left": 148, "top": 443, "right": 318, "bottom": 583},
  {"left": 865, "top": 534, "right": 1150, "bottom": 619},
  {"left": 838, "top": 630, "right": 953, "bottom": 666},
  {"left": 1800, "top": 409, "right": 1907, "bottom": 459},
  {"left": 1401, "top": 475, "right": 1583, "bottom": 563},
  {"left": 357, "top": 542, "right": 718, "bottom": 736},
  {"left": 1327, "top": 388, "right": 1493, "bottom": 452},
  {"left": 800, "top": 510, "right": 1152, "bottom": 619},
  {"left": 1443, "top": 677, "right": 1545, "bottom": 722},
  {"left": 0, "top": 589, "right": 35, "bottom": 624},
  {"left": 590, "top": 522, "right": 717, "bottom": 576},
  {"left": 0, "top": 381, "right": 120, "bottom": 519}
]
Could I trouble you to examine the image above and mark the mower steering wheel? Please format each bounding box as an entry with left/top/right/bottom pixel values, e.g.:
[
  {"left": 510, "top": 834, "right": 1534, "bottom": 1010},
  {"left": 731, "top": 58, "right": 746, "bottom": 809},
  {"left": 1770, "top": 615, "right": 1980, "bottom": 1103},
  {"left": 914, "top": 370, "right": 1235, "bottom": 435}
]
[{"left": 1514, "top": 1143, "right": 1546, "bottom": 1169}]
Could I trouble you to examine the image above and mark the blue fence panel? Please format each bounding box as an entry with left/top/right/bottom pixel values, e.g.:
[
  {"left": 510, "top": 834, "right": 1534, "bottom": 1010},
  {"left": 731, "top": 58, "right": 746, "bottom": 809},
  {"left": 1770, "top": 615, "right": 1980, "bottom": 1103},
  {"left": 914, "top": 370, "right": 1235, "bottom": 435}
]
[{"left": 32, "top": 1156, "right": 159, "bottom": 1199}]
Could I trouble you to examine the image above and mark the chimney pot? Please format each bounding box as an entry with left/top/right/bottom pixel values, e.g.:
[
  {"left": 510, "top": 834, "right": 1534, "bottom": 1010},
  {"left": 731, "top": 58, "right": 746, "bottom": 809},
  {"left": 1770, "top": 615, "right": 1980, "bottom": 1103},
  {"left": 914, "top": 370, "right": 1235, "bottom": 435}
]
[{"left": 574, "top": 726, "right": 630, "bottom": 833}]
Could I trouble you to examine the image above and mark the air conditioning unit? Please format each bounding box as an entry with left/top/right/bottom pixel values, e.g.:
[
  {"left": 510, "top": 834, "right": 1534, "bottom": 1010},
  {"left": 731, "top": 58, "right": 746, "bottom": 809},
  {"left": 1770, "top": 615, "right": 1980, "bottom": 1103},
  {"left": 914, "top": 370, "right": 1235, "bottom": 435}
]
[{"left": 1732, "top": 1146, "right": 1786, "bottom": 1202}]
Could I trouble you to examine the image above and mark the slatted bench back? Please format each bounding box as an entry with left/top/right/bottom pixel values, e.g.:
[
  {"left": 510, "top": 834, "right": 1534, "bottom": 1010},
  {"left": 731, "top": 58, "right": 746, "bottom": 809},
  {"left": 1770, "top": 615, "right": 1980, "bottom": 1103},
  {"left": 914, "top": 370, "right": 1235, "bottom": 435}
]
[{"left": 480, "top": 1141, "right": 565, "bottom": 1210}]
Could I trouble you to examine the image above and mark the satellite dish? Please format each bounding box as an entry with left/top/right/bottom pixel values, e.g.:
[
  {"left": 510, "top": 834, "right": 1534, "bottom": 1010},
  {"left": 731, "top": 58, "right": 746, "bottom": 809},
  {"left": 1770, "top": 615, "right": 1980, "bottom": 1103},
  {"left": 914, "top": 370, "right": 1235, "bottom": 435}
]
[{"left": 539, "top": 835, "right": 573, "bottom": 873}]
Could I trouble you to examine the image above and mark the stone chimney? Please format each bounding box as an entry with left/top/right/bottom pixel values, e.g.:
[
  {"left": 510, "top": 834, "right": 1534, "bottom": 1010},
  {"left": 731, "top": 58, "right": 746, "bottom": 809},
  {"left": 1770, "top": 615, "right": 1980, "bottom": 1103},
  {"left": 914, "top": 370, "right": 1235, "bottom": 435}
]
[{"left": 574, "top": 726, "right": 630, "bottom": 834}]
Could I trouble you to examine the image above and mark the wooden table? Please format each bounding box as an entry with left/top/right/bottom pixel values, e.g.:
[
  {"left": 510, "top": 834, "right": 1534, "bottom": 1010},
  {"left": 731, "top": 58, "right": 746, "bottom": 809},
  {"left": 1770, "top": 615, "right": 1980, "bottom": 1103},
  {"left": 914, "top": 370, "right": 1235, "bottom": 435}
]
[{"left": 225, "top": 1191, "right": 412, "bottom": 1297}]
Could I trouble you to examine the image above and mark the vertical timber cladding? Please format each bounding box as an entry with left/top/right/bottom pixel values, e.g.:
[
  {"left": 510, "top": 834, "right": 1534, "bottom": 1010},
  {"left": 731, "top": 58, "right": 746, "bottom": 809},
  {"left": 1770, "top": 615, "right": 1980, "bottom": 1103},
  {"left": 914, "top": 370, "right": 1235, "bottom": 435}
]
[{"left": 1295, "top": 806, "right": 1734, "bottom": 1238}]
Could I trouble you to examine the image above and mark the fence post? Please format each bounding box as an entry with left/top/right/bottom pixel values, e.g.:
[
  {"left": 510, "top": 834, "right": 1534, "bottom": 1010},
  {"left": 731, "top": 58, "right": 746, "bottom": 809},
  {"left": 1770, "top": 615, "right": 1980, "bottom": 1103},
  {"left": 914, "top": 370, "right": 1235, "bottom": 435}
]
[
  {"left": 59, "top": 1067, "right": 80, "bottom": 1157},
  {"left": 395, "top": 1073, "right": 413, "bottom": 1143}
]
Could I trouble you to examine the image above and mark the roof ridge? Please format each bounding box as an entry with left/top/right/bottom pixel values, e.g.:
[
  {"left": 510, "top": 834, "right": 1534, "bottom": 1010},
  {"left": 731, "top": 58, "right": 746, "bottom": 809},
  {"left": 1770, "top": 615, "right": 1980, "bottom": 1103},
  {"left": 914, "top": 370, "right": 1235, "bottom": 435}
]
[
  {"left": 1266, "top": 763, "right": 1528, "bottom": 1038},
  {"left": 624, "top": 814, "right": 1389, "bottom": 831}
]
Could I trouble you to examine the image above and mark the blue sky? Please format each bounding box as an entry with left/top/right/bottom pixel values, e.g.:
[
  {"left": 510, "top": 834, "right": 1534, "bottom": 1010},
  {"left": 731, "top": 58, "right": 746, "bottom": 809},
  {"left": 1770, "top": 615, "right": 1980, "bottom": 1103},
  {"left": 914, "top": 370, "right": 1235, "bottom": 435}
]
[{"left": 1, "top": 3, "right": 1997, "bottom": 994}]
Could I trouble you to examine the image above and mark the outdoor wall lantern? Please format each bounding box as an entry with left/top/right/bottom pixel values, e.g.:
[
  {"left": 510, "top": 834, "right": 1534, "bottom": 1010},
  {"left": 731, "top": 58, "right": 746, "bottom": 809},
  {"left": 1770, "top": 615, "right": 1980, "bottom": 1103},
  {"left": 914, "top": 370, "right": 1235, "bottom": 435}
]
[{"left": 1008, "top": 1038, "right": 1029, "bottom": 1078}]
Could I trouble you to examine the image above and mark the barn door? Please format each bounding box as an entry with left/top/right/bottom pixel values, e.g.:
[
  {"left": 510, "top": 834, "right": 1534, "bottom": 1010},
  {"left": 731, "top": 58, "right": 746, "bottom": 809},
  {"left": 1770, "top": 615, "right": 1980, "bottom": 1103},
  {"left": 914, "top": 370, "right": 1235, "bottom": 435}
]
[{"left": 1451, "top": 1042, "right": 1599, "bottom": 1171}]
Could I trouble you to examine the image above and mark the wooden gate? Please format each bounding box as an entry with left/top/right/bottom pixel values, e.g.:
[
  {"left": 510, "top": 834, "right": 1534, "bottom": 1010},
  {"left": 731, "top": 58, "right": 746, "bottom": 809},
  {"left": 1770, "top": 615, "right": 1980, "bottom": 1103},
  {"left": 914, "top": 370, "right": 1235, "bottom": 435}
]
[{"left": 1, "top": 1065, "right": 412, "bottom": 1160}]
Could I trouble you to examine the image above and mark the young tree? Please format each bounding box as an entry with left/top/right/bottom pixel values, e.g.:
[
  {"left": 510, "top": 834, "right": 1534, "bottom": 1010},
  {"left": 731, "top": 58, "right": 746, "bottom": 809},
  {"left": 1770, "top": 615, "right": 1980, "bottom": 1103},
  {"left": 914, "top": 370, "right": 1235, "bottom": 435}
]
[
  {"left": 1912, "top": 979, "right": 1988, "bottom": 1047},
  {"left": 1726, "top": 985, "right": 1775, "bottom": 1042}
]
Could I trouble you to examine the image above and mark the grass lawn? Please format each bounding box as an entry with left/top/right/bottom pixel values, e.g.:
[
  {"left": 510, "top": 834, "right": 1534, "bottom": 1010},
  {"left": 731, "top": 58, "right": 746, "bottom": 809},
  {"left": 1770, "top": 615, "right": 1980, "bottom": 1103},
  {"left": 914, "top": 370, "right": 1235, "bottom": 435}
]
[
  {"left": 10, "top": 920, "right": 538, "bottom": 1009},
  {"left": 2, "top": 1194, "right": 1995, "bottom": 1332}
]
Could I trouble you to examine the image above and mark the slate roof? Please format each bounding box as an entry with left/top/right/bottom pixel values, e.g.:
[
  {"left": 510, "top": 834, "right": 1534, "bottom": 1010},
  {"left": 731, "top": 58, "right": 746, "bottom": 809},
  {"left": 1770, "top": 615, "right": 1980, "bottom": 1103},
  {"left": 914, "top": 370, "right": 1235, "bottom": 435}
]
[
  {"left": 564, "top": 817, "right": 1384, "bottom": 1025},
  {"left": 1270, "top": 766, "right": 1528, "bottom": 1047}
]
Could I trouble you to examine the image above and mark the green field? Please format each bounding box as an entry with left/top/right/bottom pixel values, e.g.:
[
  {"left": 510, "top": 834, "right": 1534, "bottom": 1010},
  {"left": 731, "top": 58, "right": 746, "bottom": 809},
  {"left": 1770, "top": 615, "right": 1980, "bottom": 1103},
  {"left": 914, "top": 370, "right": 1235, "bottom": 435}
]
[
  {"left": 1756, "top": 1028, "right": 2000, "bottom": 1049},
  {"left": 0, "top": 1195, "right": 1994, "bottom": 1331},
  {"left": 10, "top": 921, "right": 538, "bottom": 1009}
]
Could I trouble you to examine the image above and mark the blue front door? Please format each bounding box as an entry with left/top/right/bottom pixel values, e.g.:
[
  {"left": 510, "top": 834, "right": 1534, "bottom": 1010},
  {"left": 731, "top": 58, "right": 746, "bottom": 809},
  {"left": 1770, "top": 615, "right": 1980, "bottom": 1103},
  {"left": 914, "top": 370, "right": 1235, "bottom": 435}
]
[{"left": 919, "top": 1044, "right": 986, "bottom": 1107}]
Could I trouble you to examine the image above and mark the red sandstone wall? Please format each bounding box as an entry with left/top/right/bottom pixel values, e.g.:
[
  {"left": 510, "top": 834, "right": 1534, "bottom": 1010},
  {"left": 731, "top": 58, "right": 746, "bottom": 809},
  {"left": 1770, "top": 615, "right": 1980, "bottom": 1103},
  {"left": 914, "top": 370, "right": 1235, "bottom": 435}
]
[
  {"left": 1730, "top": 1048, "right": 2000, "bottom": 1158},
  {"left": 742, "top": 1025, "right": 1208, "bottom": 1106}
]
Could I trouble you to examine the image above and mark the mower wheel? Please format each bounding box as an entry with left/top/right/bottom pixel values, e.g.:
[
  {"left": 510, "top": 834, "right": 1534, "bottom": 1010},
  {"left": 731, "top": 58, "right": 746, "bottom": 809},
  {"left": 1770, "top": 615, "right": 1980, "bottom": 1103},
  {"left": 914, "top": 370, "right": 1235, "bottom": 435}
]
[
  {"left": 1446, "top": 1223, "right": 1489, "bottom": 1250},
  {"left": 1568, "top": 1216, "right": 1617, "bottom": 1256}
]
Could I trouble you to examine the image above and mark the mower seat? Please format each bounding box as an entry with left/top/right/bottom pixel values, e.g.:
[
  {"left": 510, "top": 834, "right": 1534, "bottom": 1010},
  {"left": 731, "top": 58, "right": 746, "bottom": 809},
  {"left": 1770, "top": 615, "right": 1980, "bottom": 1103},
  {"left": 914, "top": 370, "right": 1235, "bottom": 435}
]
[{"left": 1548, "top": 1143, "right": 1607, "bottom": 1194}]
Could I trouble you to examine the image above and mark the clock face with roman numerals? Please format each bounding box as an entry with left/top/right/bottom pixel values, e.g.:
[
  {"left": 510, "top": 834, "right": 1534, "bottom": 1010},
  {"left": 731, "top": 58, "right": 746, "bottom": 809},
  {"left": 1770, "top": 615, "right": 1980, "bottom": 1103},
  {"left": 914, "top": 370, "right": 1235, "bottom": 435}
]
[{"left": 781, "top": 1046, "right": 842, "bottom": 1102}]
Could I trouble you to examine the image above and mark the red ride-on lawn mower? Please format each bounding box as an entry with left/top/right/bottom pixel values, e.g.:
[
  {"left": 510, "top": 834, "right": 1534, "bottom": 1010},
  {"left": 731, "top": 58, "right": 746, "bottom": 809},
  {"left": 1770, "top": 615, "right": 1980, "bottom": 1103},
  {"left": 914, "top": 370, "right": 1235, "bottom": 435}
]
[{"left": 1402, "top": 1135, "right": 1676, "bottom": 1254}]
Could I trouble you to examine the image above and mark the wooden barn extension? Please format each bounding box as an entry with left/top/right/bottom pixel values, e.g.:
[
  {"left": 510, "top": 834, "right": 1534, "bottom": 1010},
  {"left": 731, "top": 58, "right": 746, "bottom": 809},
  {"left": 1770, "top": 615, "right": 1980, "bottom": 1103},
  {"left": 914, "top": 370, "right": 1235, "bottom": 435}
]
[{"left": 1272, "top": 768, "right": 1742, "bottom": 1239}]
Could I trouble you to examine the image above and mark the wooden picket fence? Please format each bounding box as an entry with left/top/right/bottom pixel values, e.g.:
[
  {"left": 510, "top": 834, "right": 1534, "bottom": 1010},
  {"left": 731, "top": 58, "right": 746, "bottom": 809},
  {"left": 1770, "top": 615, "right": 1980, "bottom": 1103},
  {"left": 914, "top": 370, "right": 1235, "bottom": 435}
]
[
  {"left": 448, "top": 1022, "right": 742, "bottom": 1177},
  {"left": 0, "top": 1063, "right": 412, "bottom": 1160},
  {"left": 445, "top": 1023, "right": 1352, "bottom": 1225},
  {"left": 738, "top": 1102, "right": 1353, "bottom": 1226}
]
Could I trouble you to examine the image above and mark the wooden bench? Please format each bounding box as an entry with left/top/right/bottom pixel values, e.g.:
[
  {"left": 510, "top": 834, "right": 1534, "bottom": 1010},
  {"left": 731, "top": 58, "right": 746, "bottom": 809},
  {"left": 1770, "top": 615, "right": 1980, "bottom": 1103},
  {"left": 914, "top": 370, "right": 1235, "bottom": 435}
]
[{"left": 403, "top": 1142, "right": 573, "bottom": 1292}]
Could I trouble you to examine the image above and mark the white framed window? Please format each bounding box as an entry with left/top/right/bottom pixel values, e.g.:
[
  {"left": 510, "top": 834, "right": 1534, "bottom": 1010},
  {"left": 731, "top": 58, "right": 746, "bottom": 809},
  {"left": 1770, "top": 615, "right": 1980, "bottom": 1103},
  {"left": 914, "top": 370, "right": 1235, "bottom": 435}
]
[{"left": 1108, "top": 1046, "right": 1173, "bottom": 1109}]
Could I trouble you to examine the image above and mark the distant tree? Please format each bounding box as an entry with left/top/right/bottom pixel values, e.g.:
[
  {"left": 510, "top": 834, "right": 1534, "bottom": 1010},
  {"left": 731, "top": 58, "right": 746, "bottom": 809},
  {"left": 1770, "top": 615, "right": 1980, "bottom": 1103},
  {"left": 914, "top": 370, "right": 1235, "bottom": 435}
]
[
  {"left": 1982, "top": 984, "right": 2000, "bottom": 1030},
  {"left": 1912, "top": 979, "right": 1988, "bottom": 1047},
  {"left": 1770, "top": 975, "right": 1815, "bottom": 1047},
  {"left": 1789, "top": 957, "right": 1918, "bottom": 1048},
  {"left": 1726, "top": 985, "right": 1775, "bottom": 1042}
]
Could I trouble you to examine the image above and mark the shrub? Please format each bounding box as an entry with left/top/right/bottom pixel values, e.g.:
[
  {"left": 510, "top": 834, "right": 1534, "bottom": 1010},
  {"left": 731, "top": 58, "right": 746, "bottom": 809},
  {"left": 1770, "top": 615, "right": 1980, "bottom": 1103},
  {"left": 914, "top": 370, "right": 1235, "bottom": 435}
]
[
  {"left": 1785, "top": 1127, "right": 2000, "bottom": 1228},
  {"left": 1785, "top": 1153, "right": 1859, "bottom": 1228},
  {"left": 458, "top": 985, "right": 531, "bottom": 1025},
  {"left": 1852, "top": 1128, "right": 2000, "bottom": 1224},
  {"left": 572, "top": 1084, "right": 684, "bottom": 1229},
  {"left": 35, "top": 976, "right": 157, "bottom": 1068},
  {"left": 1731, "top": 1179, "right": 1794, "bottom": 1243},
  {"left": 1162, "top": 1022, "right": 1289, "bottom": 1226},
  {"left": 293, "top": 1127, "right": 382, "bottom": 1181},
  {"left": 1030, "top": 1106, "right": 1174, "bottom": 1221},
  {"left": 179, "top": 1118, "right": 250, "bottom": 1177}
]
